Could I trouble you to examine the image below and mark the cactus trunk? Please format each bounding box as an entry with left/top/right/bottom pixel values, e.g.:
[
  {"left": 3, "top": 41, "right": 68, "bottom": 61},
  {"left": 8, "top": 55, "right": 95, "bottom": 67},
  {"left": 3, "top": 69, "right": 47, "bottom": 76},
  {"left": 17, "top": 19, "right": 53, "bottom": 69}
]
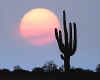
[{"left": 64, "top": 56, "right": 70, "bottom": 72}]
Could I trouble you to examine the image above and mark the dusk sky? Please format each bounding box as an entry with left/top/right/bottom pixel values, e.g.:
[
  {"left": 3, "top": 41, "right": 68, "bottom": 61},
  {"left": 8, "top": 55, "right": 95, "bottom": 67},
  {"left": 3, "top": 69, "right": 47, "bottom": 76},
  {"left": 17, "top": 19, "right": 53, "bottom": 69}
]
[{"left": 0, "top": 0, "right": 100, "bottom": 71}]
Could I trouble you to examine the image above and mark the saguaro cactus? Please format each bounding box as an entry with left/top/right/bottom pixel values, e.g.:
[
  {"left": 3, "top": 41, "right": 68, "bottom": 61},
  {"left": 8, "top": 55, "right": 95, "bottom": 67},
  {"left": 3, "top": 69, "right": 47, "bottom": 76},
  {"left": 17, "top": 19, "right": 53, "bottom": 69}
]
[{"left": 55, "top": 10, "right": 77, "bottom": 72}]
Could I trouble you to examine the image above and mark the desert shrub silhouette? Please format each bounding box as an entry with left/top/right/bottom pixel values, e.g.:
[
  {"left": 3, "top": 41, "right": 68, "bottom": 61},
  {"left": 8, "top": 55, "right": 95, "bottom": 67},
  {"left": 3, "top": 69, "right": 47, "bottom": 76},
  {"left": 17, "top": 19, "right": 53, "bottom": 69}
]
[
  {"left": 0, "top": 69, "right": 10, "bottom": 73},
  {"left": 55, "top": 10, "right": 77, "bottom": 72},
  {"left": 0, "top": 62, "right": 98, "bottom": 73},
  {"left": 96, "top": 64, "right": 100, "bottom": 72},
  {"left": 13, "top": 65, "right": 29, "bottom": 72},
  {"left": 42, "top": 61, "right": 60, "bottom": 72},
  {"left": 70, "top": 67, "right": 93, "bottom": 72},
  {"left": 32, "top": 67, "right": 44, "bottom": 72}
]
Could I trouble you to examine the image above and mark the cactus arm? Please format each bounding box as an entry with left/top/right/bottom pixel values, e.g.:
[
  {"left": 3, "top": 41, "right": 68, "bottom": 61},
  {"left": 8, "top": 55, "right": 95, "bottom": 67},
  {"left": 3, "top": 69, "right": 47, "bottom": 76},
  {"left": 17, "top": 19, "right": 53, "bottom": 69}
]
[
  {"left": 63, "top": 11, "right": 68, "bottom": 46},
  {"left": 55, "top": 28, "right": 65, "bottom": 53},
  {"left": 60, "top": 54, "right": 65, "bottom": 60},
  {"left": 69, "top": 23, "right": 72, "bottom": 49},
  {"left": 58, "top": 30, "right": 65, "bottom": 53},
  {"left": 72, "top": 23, "right": 77, "bottom": 55},
  {"left": 55, "top": 28, "right": 59, "bottom": 41},
  {"left": 59, "top": 30, "right": 63, "bottom": 44}
]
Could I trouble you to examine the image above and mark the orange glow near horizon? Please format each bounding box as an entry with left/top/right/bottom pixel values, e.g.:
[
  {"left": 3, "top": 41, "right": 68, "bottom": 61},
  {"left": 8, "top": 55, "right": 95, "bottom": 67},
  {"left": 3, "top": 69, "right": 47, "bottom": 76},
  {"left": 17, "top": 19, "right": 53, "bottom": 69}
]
[{"left": 19, "top": 8, "right": 60, "bottom": 46}]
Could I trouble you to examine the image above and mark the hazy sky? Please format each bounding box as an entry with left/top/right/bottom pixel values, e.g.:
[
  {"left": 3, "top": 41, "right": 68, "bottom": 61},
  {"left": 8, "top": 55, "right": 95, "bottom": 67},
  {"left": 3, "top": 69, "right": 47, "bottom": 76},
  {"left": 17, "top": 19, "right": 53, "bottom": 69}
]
[{"left": 0, "top": 0, "right": 100, "bottom": 71}]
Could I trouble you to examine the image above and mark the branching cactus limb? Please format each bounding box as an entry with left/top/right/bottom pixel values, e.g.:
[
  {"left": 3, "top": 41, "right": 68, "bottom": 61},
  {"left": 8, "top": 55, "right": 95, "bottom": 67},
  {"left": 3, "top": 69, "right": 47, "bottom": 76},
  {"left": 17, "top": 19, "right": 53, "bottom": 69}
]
[{"left": 55, "top": 10, "right": 77, "bottom": 72}]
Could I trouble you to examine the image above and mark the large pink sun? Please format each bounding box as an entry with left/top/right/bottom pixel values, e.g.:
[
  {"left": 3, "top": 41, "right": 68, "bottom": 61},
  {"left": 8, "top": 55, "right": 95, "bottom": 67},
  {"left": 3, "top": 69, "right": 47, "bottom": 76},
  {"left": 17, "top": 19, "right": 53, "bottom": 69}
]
[{"left": 19, "top": 8, "right": 60, "bottom": 46}]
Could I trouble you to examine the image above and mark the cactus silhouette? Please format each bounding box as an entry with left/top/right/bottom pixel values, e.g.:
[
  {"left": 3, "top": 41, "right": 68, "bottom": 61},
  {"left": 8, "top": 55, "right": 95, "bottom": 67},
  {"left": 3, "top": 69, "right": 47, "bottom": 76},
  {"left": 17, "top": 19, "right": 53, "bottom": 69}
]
[{"left": 55, "top": 10, "right": 77, "bottom": 72}]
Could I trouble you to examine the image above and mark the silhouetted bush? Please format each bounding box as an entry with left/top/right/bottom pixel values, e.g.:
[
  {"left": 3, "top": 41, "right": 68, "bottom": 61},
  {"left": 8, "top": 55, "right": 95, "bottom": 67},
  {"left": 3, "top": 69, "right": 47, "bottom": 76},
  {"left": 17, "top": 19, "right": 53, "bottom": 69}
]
[
  {"left": 13, "top": 65, "right": 29, "bottom": 72},
  {"left": 32, "top": 67, "right": 44, "bottom": 72},
  {"left": 70, "top": 68, "right": 94, "bottom": 72},
  {"left": 96, "top": 64, "right": 100, "bottom": 72},
  {"left": 0, "top": 62, "right": 98, "bottom": 73},
  {"left": 0, "top": 69, "right": 10, "bottom": 73},
  {"left": 42, "top": 61, "right": 60, "bottom": 72}
]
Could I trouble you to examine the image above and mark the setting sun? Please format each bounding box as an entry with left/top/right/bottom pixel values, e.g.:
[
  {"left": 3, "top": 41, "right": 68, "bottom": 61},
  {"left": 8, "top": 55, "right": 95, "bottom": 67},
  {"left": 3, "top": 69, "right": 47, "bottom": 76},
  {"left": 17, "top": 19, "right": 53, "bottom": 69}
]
[{"left": 19, "top": 8, "right": 60, "bottom": 46}]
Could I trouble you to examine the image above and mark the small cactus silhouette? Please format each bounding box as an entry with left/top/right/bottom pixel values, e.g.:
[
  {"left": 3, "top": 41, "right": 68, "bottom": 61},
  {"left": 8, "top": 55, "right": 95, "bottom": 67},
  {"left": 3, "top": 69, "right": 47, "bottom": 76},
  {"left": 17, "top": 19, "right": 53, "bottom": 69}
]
[{"left": 55, "top": 10, "right": 77, "bottom": 72}]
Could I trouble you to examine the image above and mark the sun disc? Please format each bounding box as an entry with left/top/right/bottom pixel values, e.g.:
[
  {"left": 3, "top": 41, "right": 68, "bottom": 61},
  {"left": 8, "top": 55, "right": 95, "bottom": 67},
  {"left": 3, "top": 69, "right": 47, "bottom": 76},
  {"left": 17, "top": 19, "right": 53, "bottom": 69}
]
[{"left": 19, "top": 8, "right": 60, "bottom": 46}]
